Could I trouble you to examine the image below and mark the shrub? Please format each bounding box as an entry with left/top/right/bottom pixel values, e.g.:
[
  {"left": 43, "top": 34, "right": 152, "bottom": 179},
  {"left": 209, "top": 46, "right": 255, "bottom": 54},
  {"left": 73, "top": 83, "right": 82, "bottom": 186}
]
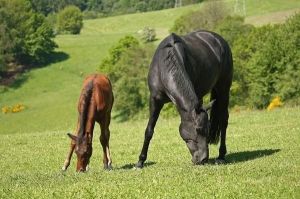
[
  {"left": 140, "top": 27, "right": 156, "bottom": 43},
  {"left": 267, "top": 96, "right": 283, "bottom": 111},
  {"left": 232, "top": 13, "right": 300, "bottom": 108},
  {"left": 0, "top": 0, "right": 57, "bottom": 69},
  {"left": 57, "top": 5, "right": 83, "bottom": 34},
  {"left": 100, "top": 35, "right": 139, "bottom": 82},
  {"left": 99, "top": 36, "right": 155, "bottom": 121}
]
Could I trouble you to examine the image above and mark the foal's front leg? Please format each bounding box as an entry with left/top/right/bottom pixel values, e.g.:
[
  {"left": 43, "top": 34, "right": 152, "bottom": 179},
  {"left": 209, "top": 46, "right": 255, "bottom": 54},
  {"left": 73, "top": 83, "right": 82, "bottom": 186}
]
[{"left": 62, "top": 142, "right": 75, "bottom": 171}]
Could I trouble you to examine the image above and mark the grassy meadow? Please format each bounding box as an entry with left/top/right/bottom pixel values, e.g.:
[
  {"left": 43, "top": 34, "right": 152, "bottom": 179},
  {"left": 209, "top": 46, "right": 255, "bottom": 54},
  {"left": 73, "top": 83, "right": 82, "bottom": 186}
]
[
  {"left": 0, "top": 108, "right": 299, "bottom": 198},
  {"left": 1, "top": 0, "right": 300, "bottom": 198}
]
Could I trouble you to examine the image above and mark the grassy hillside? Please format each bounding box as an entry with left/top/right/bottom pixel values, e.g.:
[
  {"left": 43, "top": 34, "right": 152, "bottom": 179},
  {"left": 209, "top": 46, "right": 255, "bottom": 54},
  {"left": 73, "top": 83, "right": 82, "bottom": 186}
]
[
  {"left": 1, "top": 0, "right": 300, "bottom": 135},
  {"left": 0, "top": 107, "right": 299, "bottom": 198}
]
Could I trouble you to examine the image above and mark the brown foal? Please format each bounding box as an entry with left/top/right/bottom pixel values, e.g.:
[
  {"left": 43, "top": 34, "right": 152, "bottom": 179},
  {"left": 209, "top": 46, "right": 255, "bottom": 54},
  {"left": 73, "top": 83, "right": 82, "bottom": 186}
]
[{"left": 62, "top": 74, "right": 114, "bottom": 172}]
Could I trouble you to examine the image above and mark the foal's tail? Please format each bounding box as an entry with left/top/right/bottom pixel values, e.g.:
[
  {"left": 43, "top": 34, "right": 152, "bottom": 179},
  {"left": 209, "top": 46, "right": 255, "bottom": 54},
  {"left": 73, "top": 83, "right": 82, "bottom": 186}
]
[{"left": 78, "top": 80, "right": 94, "bottom": 138}]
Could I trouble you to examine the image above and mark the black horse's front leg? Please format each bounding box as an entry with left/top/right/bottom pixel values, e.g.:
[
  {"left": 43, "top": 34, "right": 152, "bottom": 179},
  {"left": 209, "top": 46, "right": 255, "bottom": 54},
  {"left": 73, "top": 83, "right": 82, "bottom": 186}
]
[{"left": 136, "top": 97, "right": 163, "bottom": 168}]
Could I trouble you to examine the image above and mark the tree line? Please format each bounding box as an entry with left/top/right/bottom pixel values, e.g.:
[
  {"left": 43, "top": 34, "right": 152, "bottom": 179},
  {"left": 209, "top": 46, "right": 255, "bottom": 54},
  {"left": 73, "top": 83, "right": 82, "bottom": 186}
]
[{"left": 29, "top": 0, "right": 203, "bottom": 17}]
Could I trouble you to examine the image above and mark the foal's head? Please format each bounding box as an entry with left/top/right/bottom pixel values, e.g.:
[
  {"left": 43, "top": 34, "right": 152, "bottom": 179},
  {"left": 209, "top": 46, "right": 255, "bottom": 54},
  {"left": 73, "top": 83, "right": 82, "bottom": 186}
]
[
  {"left": 179, "top": 101, "right": 214, "bottom": 165},
  {"left": 68, "top": 133, "right": 92, "bottom": 172}
]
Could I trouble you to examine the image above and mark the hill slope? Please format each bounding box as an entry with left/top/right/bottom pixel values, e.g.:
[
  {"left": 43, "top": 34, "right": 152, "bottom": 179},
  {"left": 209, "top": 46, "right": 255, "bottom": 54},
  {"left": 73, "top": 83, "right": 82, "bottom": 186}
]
[{"left": 1, "top": 0, "right": 300, "bottom": 135}]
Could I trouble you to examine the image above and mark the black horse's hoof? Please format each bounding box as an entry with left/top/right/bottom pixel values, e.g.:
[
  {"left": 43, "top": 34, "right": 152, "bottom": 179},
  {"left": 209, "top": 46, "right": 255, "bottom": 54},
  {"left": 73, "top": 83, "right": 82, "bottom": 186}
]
[
  {"left": 135, "top": 161, "right": 144, "bottom": 169},
  {"left": 215, "top": 158, "right": 226, "bottom": 165}
]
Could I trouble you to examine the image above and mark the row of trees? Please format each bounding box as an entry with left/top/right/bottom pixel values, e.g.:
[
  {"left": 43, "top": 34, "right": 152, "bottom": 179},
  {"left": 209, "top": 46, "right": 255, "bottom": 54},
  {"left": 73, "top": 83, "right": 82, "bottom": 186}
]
[
  {"left": 30, "top": 0, "right": 203, "bottom": 17},
  {"left": 100, "top": 1, "right": 300, "bottom": 120}
]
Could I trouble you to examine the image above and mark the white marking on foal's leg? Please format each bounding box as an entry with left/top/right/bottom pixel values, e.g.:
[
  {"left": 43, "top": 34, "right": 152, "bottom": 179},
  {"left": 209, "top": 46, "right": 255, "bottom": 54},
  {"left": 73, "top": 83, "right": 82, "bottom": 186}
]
[{"left": 62, "top": 160, "right": 70, "bottom": 171}]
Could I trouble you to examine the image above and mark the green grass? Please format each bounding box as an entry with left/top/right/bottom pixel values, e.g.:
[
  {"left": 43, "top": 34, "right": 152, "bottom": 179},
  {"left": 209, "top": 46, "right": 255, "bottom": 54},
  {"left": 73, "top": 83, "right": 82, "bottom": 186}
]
[
  {"left": 1, "top": 1, "right": 300, "bottom": 198},
  {"left": 0, "top": 107, "right": 299, "bottom": 198}
]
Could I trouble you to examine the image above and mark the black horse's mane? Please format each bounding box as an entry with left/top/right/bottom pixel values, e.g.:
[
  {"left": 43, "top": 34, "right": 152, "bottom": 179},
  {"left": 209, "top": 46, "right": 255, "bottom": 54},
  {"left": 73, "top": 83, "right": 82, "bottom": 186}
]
[{"left": 160, "top": 34, "right": 199, "bottom": 112}]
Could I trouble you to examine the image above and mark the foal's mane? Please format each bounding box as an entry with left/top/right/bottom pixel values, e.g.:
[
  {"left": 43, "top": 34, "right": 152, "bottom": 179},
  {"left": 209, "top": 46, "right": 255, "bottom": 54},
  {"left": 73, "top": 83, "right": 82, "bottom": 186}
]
[{"left": 78, "top": 80, "right": 94, "bottom": 142}]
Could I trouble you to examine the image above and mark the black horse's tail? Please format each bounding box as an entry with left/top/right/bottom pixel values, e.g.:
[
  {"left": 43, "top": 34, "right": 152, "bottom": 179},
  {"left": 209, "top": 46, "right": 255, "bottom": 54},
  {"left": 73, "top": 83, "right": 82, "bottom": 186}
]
[
  {"left": 78, "top": 80, "right": 94, "bottom": 139},
  {"left": 209, "top": 39, "right": 233, "bottom": 145}
]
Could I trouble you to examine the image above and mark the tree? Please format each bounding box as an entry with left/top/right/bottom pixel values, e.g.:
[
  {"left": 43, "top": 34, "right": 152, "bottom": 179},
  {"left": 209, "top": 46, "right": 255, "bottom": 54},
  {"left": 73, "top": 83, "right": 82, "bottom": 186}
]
[
  {"left": 57, "top": 5, "right": 83, "bottom": 34},
  {"left": 99, "top": 36, "right": 155, "bottom": 120},
  {"left": 0, "top": 0, "right": 57, "bottom": 70},
  {"left": 231, "top": 13, "right": 300, "bottom": 108}
]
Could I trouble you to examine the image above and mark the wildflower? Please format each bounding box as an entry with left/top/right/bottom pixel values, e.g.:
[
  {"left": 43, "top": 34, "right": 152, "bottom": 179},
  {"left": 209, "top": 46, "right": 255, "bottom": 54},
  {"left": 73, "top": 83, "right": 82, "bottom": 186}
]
[
  {"left": 267, "top": 96, "right": 283, "bottom": 111},
  {"left": 2, "top": 103, "right": 26, "bottom": 114},
  {"left": 2, "top": 106, "right": 11, "bottom": 114},
  {"left": 12, "top": 104, "right": 25, "bottom": 113}
]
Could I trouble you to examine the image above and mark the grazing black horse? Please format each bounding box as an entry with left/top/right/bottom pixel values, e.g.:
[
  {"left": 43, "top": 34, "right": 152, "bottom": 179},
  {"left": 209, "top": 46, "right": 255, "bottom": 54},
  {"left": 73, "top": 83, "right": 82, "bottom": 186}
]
[{"left": 136, "top": 30, "right": 233, "bottom": 168}]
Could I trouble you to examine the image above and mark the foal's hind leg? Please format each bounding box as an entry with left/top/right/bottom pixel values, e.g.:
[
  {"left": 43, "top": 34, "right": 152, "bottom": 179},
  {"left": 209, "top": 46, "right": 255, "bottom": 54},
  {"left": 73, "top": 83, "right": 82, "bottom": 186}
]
[
  {"left": 136, "top": 96, "right": 164, "bottom": 168},
  {"left": 99, "top": 114, "right": 112, "bottom": 170}
]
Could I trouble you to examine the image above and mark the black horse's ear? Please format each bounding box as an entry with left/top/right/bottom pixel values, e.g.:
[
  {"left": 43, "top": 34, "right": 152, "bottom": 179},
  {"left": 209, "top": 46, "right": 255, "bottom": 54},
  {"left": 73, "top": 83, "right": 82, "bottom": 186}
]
[
  {"left": 67, "top": 133, "right": 78, "bottom": 141},
  {"left": 203, "top": 99, "right": 216, "bottom": 111}
]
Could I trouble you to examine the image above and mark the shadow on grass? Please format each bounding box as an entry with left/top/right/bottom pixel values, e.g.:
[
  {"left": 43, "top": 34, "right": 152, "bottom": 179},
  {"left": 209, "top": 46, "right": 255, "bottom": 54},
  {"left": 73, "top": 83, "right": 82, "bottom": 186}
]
[
  {"left": 118, "top": 161, "right": 156, "bottom": 170},
  {"left": 0, "top": 51, "right": 69, "bottom": 90},
  {"left": 225, "top": 149, "right": 281, "bottom": 164},
  {"left": 38, "top": 51, "right": 69, "bottom": 68}
]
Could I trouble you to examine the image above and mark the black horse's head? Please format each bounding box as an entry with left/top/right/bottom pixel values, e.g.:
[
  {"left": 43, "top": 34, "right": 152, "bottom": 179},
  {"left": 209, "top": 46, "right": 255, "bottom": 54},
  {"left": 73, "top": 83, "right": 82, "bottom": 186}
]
[{"left": 179, "top": 101, "right": 214, "bottom": 165}]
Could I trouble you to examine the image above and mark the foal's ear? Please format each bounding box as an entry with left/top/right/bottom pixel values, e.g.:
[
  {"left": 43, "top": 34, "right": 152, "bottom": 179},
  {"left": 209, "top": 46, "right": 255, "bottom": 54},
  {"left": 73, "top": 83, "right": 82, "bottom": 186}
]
[
  {"left": 203, "top": 99, "right": 216, "bottom": 111},
  {"left": 67, "top": 133, "right": 78, "bottom": 141}
]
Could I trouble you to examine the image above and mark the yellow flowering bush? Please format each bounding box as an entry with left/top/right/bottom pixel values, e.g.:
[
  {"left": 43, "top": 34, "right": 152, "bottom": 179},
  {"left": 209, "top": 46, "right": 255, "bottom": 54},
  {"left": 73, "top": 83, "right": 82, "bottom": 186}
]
[
  {"left": 2, "top": 106, "right": 11, "bottom": 114},
  {"left": 2, "top": 104, "right": 26, "bottom": 114},
  {"left": 267, "top": 97, "right": 283, "bottom": 111}
]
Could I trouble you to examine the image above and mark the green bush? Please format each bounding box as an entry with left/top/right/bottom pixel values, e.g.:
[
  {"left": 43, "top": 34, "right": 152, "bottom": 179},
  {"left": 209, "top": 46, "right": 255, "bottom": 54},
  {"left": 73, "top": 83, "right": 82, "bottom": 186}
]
[
  {"left": 99, "top": 36, "right": 155, "bottom": 121},
  {"left": 100, "top": 35, "right": 139, "bottom": 82},
  {"left": 57, "top": 5, "right": 83, "bottom": 34},
  {"left": 0, "top": 0, "right": 57, "bottom": 69},
  {"left": 232, "top": 13, "right": 300, "bottom": 108},
  {"left": 140, "top": 27, "right": 156, "bottom": 43}
]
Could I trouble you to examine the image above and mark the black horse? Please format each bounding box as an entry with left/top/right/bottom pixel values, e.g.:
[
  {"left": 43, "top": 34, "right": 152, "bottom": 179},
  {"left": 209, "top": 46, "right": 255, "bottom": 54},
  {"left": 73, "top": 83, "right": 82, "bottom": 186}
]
[{"left": 136, "top": 30, "right": 233, "bottom": 168}]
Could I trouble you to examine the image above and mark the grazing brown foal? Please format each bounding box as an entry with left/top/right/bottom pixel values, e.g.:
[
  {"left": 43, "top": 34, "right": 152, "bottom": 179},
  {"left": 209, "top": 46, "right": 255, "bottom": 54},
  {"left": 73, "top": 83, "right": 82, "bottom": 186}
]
[{"left": 62, "top": 74, "right": 114, "bottom": 172}]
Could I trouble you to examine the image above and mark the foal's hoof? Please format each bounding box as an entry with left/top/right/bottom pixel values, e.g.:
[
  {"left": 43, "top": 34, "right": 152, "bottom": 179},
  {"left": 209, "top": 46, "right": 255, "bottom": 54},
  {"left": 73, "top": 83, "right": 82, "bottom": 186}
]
[
  {"left": 215, "top": 158, "right": 226, "bottom": 165},
  {"left": 61, "top": 166, "right": 68, "bottom": 171},
  {"left": 135, "top": 161, "right": 144, "bottom": 169},
  {"left": 104, "top": 164, "right": 113, "bottom": 170}
]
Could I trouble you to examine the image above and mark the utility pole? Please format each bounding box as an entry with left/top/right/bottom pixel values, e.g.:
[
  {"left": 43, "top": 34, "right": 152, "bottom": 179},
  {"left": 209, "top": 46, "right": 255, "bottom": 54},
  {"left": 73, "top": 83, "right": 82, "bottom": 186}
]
[
  {"left": 175, "top": 0, "right": 182, "bottom": 8},
  {"left": 234, "top": 0, "right": 246, "bottom": 16}
]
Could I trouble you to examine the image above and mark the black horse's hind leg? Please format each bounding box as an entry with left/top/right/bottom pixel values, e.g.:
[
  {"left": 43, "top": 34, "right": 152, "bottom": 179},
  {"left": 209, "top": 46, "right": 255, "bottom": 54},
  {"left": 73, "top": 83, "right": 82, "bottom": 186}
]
[
  {"left": 216, "top": 87, "right": 230, "bottom": 164},
  {"left": 136, "top": 96, "right": 164, "bottom": 168}
]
